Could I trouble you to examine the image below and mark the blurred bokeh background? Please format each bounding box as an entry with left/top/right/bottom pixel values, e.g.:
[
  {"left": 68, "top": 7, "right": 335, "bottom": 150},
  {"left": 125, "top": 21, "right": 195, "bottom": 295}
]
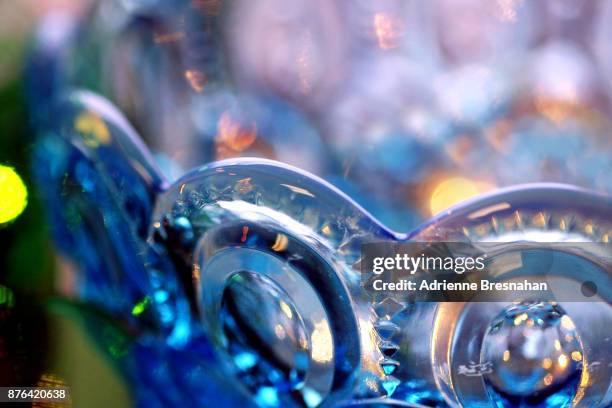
[{"left": 0, "top": 1, "right": 131, "bottom": 406}]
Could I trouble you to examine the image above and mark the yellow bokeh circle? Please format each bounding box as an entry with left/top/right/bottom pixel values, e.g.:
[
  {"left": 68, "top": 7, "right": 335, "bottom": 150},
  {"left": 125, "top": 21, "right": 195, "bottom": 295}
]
[
  {"left": 0, "top": 164, "right": 28, "bottom": 224},
  {"left": 430, "top": 177, "right": 493, "bottom": 216}
]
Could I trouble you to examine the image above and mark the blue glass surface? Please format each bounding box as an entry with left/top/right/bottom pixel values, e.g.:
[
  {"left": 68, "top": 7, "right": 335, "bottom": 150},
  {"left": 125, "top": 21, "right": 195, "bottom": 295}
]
[{"left": 26, "top": 1, "right": 612, "bottom": 407}]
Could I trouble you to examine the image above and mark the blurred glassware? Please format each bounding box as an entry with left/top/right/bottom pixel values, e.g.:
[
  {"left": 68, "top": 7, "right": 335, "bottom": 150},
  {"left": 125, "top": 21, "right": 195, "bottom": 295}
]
[
  {"left": 31, "top": 0, "right": 612, "bottom": 231},
  {"left": 27, "top": 86, "right": 612, "bottom": 406},
  {"left": 401, "top": 185, "right": 612, "bottom": 407}
]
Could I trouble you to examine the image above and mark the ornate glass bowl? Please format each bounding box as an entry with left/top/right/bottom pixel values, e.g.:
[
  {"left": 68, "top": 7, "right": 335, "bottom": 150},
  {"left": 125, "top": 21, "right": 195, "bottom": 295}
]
[{"left": 27, "top": 1, "right": 612, "bottom": 407}]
